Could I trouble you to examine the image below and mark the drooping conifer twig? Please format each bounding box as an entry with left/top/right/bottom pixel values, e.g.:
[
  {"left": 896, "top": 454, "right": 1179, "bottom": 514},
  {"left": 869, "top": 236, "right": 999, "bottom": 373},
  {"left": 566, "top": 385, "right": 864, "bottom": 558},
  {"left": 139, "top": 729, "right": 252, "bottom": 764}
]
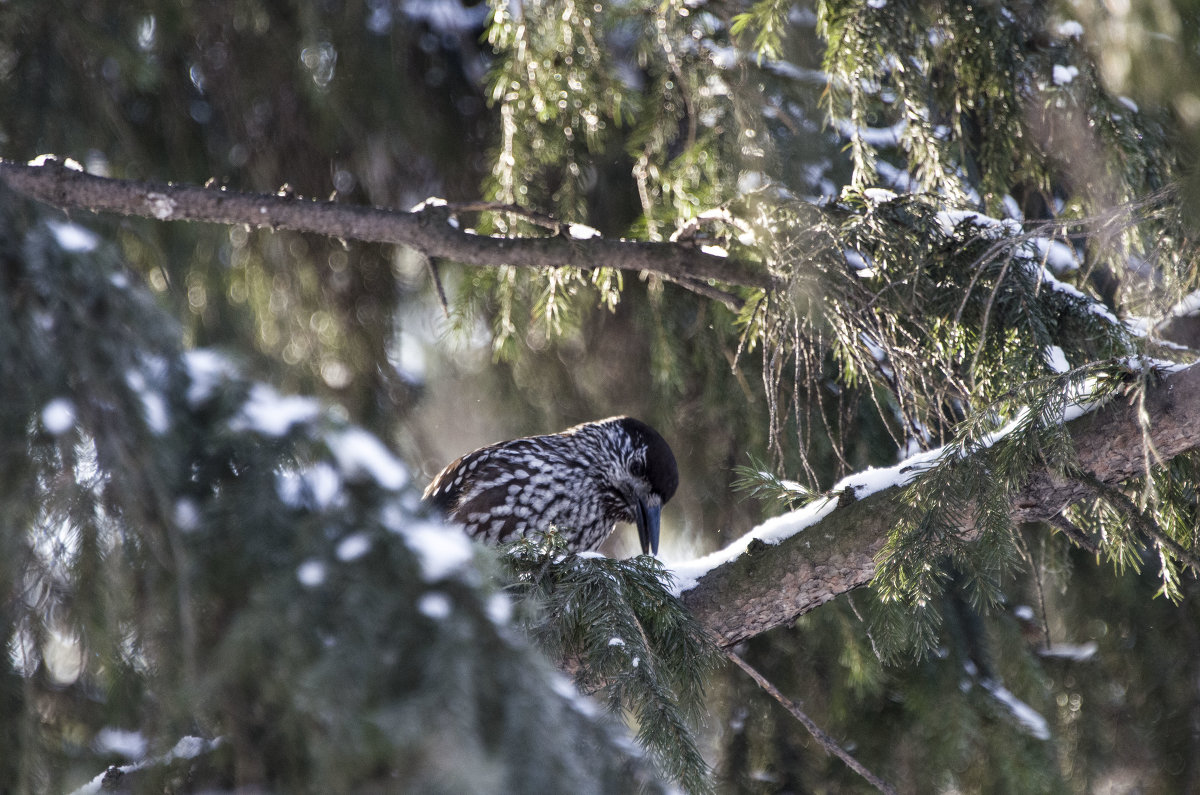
[
  {"left": 0, "top": 159, "right": 772, "bottom": 306},
  {"left": 1075, "top": 473, "right": 1200, "bottom": 575},
  {"left": 726, "top": 649, "right": 898, "bottom": 795}
]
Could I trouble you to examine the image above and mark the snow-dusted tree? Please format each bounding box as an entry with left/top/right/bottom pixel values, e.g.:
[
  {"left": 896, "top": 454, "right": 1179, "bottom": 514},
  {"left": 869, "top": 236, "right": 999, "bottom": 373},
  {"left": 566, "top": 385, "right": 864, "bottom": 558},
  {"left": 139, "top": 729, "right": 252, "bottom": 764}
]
[
  {"left": 0, "top": 189, "right": 691, "bottom": 792},
  {"left": 3, "top": 0, "right": 1200, "bottom": 792}
]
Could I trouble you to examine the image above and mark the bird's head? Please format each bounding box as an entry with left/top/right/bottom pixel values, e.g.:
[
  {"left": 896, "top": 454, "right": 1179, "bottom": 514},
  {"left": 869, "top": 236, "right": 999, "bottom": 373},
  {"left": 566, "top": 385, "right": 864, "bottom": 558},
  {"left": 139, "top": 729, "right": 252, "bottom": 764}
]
[{"left": 608, "top": 417, "right": 678, "bottom": 556}]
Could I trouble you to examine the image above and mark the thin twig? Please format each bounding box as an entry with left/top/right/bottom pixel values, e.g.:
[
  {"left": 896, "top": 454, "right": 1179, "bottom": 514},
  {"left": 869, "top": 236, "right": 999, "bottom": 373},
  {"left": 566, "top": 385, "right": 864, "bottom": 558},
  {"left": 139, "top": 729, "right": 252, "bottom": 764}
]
[
  {"left": 1012, "top": 529, "right": 1052, "bottom": 650},
  {"left": 726, "top": 649, "right": 898, "bottom": 795},
  {"left": 670, "top": 274, "right": 745, "bottom": 311},
  {"left": 436, "top": 199, "right": 564, "bottom": 232},
  {"left": 425, "top": 258, "right": 450, "bottom": 317},
  {"left": 1046, "top": 513, "right": 1100, "bottom": 554}
]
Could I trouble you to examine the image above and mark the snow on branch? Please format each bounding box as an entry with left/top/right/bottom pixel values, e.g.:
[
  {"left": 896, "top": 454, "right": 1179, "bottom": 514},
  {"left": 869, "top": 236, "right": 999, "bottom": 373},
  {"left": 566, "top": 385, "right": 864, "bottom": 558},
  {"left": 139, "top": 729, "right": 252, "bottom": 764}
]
[
  {"left": 0, "top": 158, "right": 774, "bottom": 294},
  {"left": 678, "top": 362, "right": 1200, "bottom": 647},
  {"left": 70, "top": 735, "right": 223, "bottom": 795}
]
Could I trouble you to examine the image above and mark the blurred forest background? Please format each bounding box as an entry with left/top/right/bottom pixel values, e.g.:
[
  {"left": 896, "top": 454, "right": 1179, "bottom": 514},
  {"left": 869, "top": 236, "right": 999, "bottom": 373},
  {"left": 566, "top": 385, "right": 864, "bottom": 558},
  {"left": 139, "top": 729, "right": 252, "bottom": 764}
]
[{"left": 3, "top": 0, "right": 1200, "bottom": 792}]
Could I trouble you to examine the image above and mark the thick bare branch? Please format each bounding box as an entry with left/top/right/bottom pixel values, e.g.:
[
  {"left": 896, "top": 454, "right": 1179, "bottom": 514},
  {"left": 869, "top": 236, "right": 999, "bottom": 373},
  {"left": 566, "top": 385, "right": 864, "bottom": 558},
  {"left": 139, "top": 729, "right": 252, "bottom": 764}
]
[
  {"left": 683, "top": 363, "right": 1200, "bottom": 646},
  {"left": 0, "top": 159, "right": 774, "bottom": 291}
]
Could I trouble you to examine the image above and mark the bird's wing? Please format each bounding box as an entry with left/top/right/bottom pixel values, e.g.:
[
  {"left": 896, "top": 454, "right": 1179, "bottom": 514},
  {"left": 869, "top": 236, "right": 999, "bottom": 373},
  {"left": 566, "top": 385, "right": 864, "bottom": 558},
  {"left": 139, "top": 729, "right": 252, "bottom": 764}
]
[
  {"left": 424, "top": 438, "right": 551, "bottom": 506},
  {"left": 422, "top": 445, "right": 495, "bottom": 512},
  {"left": 423, "top": 438, "right": 575, "bottom": 542}
]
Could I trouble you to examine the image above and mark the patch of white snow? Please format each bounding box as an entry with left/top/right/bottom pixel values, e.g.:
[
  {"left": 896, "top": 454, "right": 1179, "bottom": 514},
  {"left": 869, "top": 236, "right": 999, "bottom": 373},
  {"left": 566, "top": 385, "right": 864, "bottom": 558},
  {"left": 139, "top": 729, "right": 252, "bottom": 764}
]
[
  {"left": 402, "top": 520, "right": 474, "bottom": 582},
  {"left": 1052, "top": 64, "right": 1079, "bottom": 86},
  {"left": 145, "top": 192, "right": 177, "bottom": 220},
  {"left": 47, "top": 220, "right": 100, "bottom": 252},
  {"left": 276, "top": 463, "right": 343, "bottom": 510},
  {"left": 296, "top": 559, "right": 327, "bottom": 587},
  {"left": 1044, "top": 346, "right": 1069, "bottom": 374},
  {"left": 42, "top": 398, "right": 77, "bottom": 435},
  {"left": 550, "top": 672, "right": 599, "bottom": 717},
  {"left": 1031, "top": 237, "right": 1079, "bottom": 273},
  {"left": 567, "top": 223, "right": 600, "bottom": 240},
  {"left": 1036, "top": 269, "right": 1119, "bottom": 325},
  {"left": 336, "top": 532, "right": 372, "bottom": 562},
  {"left": 1038, "top": 642, "right": 1098, "bottom": 661},
  {"left": 93, "top": 728, "right": 148, "bottom": 760},
  {"left": 1166, "top": 289, "right": 1200, "bottom": 319},
  {"left": 1057, "top": 20, "right": 1084, "bottom": 39},
  {"left": 981, "top": 678, "right": 1051, "bottom": 740},
  {"left": 233, "top": 384, "right": 320, "bottom": 437},
  {"left": 184, "top": 349, "right": 236, "bottom": 406},
  {"left": 173, "top": 498, "right": 201, "bottom": 533},
  {"left": 329, "top": 427, "right": 409, "bottom": 490},
  {"left": 418, "top": 591, "right": 453, "bottom": 620},
  {"left": 935, "top": 209, "right": 1021, "bottom": 237},
  {"left": 125, "top": 368, "right": 170, "bottom": 434},
  {"left": 862, "top": 187, "right": 898, "bottom": 204},
  {"left": 486, "top": 592, "right": 513, "bottom": 625}
]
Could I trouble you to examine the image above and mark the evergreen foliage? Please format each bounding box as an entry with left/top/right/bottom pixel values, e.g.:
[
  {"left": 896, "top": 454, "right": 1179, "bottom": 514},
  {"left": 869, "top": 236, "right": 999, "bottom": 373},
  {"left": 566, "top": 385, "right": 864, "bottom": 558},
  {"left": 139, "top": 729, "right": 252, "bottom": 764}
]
[
  {"left": 501, "top": 532, "right": 721, "bottom": 793},
  {"left": 5, "top": 0, "right": 1200, "bottom": 791},
  {"left": 705, "top": 0, "right": 1200, "bottom": 652},
  {"left": 0, "top": 190, "right": 662, "bottom": 793}
]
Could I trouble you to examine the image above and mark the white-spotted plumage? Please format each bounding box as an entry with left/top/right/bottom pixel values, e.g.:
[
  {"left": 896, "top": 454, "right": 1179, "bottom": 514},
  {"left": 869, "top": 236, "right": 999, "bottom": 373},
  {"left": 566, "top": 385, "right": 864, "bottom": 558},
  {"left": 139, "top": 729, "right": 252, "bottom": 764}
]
[{"left": 423, "top": 417, "right": 678, "bottom": 554}]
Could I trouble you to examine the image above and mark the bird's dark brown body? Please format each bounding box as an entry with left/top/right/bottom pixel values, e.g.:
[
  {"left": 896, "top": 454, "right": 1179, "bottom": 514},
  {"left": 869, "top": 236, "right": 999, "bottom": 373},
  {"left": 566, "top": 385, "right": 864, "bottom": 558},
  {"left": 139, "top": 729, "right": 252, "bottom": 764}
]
[{"left": 423, "top": 417, "right": 678, "bottom": 554}]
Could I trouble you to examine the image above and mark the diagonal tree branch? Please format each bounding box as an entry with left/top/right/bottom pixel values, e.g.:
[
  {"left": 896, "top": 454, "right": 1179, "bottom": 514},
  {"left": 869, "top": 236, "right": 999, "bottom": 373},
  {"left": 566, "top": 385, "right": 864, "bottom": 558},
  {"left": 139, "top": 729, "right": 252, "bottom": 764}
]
[
  {"left": 0, "top": 159, "right": 775, "bottom": 292},
  {"left": 680, "top": 363, "right": 1200, "bottom": 647}
]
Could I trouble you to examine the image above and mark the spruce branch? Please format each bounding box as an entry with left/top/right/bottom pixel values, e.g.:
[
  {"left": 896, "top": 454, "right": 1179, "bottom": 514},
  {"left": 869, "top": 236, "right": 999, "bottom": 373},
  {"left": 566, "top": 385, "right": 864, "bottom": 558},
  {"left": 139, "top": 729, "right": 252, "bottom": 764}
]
[
  {"left": 681, "top": 362, "right": 1200, "bottom": 647},
  {"left": 731, "top": 454, "right": 822, "bottom": 510},
  {"left": 0, "top": 159, "right": 775, "bottom": 295},
  {"left": 726, "top": 650, "right": 898, "bottom": 795},
  {"left": 501, "top": 533, "right": 720, "bottom": 794}
]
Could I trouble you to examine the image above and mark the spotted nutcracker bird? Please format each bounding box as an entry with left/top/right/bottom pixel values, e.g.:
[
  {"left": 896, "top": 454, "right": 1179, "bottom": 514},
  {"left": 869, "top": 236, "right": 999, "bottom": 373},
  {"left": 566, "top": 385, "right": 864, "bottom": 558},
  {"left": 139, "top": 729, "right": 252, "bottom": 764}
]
[{"left": 423, "top": 416, "right": 678, "bottom": 555}]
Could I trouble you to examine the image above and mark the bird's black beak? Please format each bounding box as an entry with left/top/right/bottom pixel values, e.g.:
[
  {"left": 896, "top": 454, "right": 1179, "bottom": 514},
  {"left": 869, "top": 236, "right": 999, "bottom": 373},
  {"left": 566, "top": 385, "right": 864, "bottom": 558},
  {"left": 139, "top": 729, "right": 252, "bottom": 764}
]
[{"left": 635, "top": 497, "right": 661, "bottom": 556}]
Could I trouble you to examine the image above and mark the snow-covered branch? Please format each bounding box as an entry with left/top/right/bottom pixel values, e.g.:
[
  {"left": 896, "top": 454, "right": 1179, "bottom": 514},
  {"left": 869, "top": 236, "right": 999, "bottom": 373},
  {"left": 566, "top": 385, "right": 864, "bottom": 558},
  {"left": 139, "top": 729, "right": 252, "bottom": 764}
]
[
  {"left": 679, "top": 362, "right": 1200, "bottom": 647},
  {"left": 0, "top": 159, "right": 773, "bottom": 293}
]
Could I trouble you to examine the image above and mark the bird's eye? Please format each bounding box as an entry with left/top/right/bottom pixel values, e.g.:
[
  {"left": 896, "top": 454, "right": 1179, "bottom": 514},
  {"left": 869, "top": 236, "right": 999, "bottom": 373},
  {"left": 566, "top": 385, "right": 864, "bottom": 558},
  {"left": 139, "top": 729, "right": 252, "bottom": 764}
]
[{"left": 630, "top": 459, "right": 646, "bottom": 479}]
